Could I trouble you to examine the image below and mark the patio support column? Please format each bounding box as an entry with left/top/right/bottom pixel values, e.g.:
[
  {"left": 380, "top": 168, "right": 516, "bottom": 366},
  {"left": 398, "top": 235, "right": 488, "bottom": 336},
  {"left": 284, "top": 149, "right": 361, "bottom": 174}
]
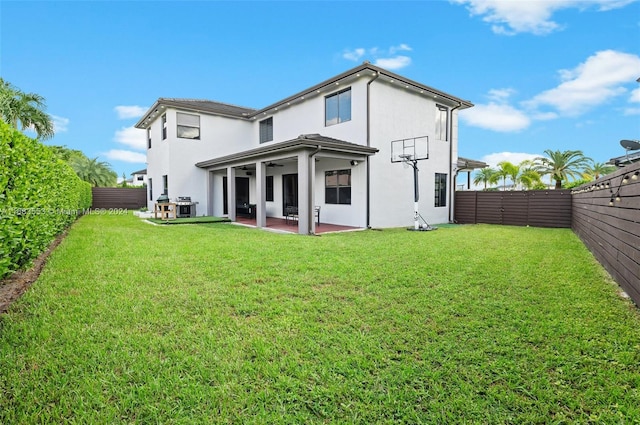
[
  {"left": 227, "top": 167, "right": 236, "bottom": 221},
  {"left": 255, "top": 161, "right": 266, "bottom": 228},
  {"left": 309, "top": 151, "right": 316, "bottom": 234},
  {"left": 297, "top": 150, "right": 311, "bottom": 235}
]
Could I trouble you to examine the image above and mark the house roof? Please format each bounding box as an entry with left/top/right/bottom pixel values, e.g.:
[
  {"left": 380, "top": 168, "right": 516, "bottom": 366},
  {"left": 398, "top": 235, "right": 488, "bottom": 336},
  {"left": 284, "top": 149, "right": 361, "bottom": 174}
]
[
  {"left": 135, "top": 99, "right": 255, "bottom": 128},
  {"left": 195, "top": 134, "right": 379, "bottom": 169},
  {"left": 457, "top": 157, "right": 488, "bottom": 171},
  {"left": 135, "top": 62, "right": 474, "bottom": 129},
  {"left": 130, "top": 168, "right": 147, "bottom": 175}
]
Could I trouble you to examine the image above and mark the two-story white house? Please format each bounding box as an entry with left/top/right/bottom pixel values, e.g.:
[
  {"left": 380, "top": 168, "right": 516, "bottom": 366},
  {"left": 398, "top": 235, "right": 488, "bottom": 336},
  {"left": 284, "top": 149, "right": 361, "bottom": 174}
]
[{"left": 135, "top": 62, "right": 474, "bottom": 234}]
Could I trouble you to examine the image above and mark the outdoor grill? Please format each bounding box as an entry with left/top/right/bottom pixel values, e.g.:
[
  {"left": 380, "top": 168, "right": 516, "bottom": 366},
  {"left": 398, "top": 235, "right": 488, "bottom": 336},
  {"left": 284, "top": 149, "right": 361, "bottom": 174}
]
[{"left": 175, "top": 196, "right": 197, "bottom": 218}]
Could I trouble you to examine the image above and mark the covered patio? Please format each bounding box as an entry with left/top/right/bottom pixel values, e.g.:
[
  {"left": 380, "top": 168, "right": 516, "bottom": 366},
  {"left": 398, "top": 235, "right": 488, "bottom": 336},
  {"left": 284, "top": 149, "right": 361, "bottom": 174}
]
[{"left": 196, "top": 134, "right": 378, "bottom": 235}]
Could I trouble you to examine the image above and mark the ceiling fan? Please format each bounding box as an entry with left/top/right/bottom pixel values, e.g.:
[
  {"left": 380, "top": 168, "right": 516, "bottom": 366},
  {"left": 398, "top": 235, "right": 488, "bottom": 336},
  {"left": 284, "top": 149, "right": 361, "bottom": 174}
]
[{"left": 266, "top": 162, "right": 284, "bottom": 167}]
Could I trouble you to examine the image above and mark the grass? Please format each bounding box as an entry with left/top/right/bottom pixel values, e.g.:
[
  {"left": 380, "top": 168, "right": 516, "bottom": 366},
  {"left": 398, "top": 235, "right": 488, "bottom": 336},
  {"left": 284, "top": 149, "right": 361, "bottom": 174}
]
[{"left": 1, "top": 213, "right": 639, "bottom": 423}]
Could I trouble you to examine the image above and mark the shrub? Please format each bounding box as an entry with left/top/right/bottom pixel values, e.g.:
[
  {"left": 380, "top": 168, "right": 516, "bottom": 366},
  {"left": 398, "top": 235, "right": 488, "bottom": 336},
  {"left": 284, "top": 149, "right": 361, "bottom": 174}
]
[{"left": 0, "top": 121, "right": 91, "bottom": 278}]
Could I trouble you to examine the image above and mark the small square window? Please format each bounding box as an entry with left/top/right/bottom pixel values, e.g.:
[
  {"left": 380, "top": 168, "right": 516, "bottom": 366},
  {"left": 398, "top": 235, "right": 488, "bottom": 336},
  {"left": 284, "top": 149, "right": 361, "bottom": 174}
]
[
  {"left": 325, "top": 169, "right": 351, "bottom": 205},
  {"left": 177, "top": 112, "right": 200, "bottom": 140}
]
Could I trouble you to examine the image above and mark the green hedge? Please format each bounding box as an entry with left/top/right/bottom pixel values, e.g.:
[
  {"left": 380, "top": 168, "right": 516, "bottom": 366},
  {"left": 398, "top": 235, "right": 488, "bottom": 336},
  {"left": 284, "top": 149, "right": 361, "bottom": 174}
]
[{"left": 0, "top": 121, "right": 92, "bottom": 278}]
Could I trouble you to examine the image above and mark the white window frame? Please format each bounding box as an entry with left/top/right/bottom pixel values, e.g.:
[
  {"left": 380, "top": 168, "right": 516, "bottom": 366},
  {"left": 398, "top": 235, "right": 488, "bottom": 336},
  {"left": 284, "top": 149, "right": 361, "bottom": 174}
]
[{"left": 176, "top": 112, "right": 200, "bottom": 140}]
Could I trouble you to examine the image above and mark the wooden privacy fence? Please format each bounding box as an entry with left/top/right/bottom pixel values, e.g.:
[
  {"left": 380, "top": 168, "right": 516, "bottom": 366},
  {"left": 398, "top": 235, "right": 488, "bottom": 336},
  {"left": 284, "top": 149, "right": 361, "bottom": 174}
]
[
  {"left": 454, "top": 190, "right": 572, "bottom": 228},
  {"left": 572, "top": 163, "right": 640, "bottom": 306},
  {"left": 91, "top": 187, "right": 147, "bottom": 209}
]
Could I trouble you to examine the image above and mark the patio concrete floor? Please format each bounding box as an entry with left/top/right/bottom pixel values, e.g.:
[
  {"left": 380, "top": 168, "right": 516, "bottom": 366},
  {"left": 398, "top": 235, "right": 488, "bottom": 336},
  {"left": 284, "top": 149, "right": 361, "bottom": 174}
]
[{"left": 234, "top": 216, "right": 362, "bottom": 234}]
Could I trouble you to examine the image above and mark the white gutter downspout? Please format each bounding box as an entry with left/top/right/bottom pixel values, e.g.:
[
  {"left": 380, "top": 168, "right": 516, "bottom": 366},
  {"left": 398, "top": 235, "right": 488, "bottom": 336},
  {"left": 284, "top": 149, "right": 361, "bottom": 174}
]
[
  {"left": 366, "top": 69, "right": 379, "bottom": 228},
  {"left": 449, "top": 102, "right": 462, "bottom": 223},
  {"left": 308, "top": 145, "right": 322, "bottom": 234}
]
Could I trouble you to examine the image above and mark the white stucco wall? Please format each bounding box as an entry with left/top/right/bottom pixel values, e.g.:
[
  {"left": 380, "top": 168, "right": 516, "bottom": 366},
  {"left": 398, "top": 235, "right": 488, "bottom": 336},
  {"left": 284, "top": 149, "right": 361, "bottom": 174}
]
[
  {"left": 146, "top": 108, "right": 253, "bottom": 213},
  {"left": 145, "top": 72, "right": 463, "bottom": 226},
  {"left": 367, "top": 80, "right": 458, "bottom": 228}
]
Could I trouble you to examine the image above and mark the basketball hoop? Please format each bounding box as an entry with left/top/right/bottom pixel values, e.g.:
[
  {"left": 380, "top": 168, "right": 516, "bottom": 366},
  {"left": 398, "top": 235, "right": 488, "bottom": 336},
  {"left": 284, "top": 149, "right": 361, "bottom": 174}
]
[{"left": 391, "top": 137, "right": 437, "bottom": 232}]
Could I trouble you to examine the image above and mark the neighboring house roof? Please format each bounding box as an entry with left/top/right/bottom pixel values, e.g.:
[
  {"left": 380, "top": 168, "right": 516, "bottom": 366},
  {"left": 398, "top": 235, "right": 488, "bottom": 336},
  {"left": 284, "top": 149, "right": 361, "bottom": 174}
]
[
  {"left": 609, "top": 151, "right": 640, "bottom": 166},
  {"left": 196, "top": 134, "right": 378, "bottom": 169},
  {"left": 457, "top": 157, "right": 488, "bottom": 171},
  {"left": 135, "top": 62, "right": 474, "bottom": 129},
  {"left": 130, "top": 168, "right": 147, "bottom": 175}
]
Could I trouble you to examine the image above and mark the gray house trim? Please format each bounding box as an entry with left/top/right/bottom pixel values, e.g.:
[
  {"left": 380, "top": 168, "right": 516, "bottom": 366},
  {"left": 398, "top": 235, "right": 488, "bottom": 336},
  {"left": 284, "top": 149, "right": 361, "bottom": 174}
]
[
  {"left": 135, "top": 62, "right": 474, "bottom": 129},
  {"left": 249, "top": 62, "right": 473, "bottom": 119},
  {"left": 195, "top": 134, "right": 378, "bottom": 170}
]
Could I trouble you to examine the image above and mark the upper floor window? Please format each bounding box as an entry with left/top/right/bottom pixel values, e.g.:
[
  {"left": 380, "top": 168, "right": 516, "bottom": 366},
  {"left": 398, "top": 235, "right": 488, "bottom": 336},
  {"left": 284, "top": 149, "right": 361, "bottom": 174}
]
[
  {"left": 177, "top": 112, "right": 200, "bottom": 140},
  {"left": 435, "top": 173, "right": 447, "bottom": 207},
  {"left": 149, "top": 178, "right": 153, "bottom": 201},
  {"left": 325, "top": 169, "right": 351, "bottom": 204},
  {"left": 325, "top": 88, "right": 351, "bottom": 126},
  {"left": 435, "top": 105, "right": 448, "bottom": 141},
  {"left": 162, "top": 175, "right": 168, "bottom": 196},
  {"left": 147, "top": 128, "right": 151, "bottom": 149},
  {"left": 259, "top": 117, "right": 273, "bottom": 143},
  {"left": 161, "top": 114, "right": 167, "bottom": 140}
]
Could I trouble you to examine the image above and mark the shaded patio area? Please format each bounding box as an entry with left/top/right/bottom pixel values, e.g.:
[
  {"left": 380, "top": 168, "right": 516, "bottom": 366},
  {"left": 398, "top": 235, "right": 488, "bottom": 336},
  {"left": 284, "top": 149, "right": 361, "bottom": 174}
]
[{"left": 234, "top": 216, "right": 362, "bottom": 234}]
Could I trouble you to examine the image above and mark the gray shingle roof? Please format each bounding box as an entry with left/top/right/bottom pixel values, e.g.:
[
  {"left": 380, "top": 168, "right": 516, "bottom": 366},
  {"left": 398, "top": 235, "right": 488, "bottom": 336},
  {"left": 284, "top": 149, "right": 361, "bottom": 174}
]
[
  {"left": 195, "top": 133, "right": 378, "bottom": 169},
  {"left": 157, "top": 98, "right": 256, "bottom": 118}
]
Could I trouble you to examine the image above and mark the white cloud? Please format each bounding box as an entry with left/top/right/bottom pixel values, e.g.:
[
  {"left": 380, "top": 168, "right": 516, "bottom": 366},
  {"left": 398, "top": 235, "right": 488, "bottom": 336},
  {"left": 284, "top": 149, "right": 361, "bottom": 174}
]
[
  {"left": 462, "top": 50, "right": 640, "bottom": 132},
  {"left": 525, "top": 50, "right": 640, "bottom": 115},
  {"left": 114, "top": 105, "right": 147, "bottom": 119},
  {"left": 103, "top": 149, "right": 146, "bottom": 163},
  {"left": 374, "top": 56, "right": 412, "bottom": 70},
  {"left": 450, "top": 0, "right": 635, "bottom": 35},
  {"left": 389, "top": 44, "right": 412, "bottom": 54},
  {"left": 51, "top": 115, "right": 69, "bottom": 132},
  {"left": 481, "top": 152, "right": 541, "bottom": 168},
  {"left": 460, "top": 89, "right": 531, "bottom": 132},
  {"left": 342, "top": 44, "right": 413, "bottom": 70},
  {"left": 343, "top": 48, "right": 365, "bottom": 61},
  {"left": 114, "top": 126, "right": 146, "bottom": 151}
]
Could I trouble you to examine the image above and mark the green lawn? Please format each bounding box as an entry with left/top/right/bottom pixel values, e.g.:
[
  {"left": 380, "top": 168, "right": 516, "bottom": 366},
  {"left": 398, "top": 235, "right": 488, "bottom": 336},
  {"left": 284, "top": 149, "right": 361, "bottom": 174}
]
[{"left": 1, "top": 213, "right": 639, "bottom": 424}]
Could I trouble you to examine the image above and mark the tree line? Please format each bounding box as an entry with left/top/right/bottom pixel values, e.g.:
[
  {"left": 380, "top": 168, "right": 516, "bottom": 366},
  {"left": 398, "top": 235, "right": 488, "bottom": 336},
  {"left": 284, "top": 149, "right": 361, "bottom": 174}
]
[
  {"left": 0, "top": 78, "right": 118, "bottom": 187},
  {"left": 473, "top": 150, "right": 617, "bottom": 191}
]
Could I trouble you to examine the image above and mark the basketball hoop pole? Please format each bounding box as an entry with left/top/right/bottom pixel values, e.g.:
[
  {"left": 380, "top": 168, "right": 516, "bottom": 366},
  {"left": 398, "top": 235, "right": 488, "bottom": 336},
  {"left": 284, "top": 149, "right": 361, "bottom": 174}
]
[
  {"left": 392, "top": 136, "right": 436, "bottom": 231},
  {"left": 406, "top": 158, "right": 420, "bottom": 231}
]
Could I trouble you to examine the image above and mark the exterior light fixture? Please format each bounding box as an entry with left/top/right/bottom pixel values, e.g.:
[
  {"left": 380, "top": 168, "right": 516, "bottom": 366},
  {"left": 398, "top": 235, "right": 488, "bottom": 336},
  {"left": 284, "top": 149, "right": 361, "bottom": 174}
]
[
  {"left": 616, "top": 196, "right": 621, "bottom": 202},
  {"left": 633, "top": 172, "right": 639, "bottom": 180},
  {"left": 609, "top": 198, "right": 614, "bottom": 206}
]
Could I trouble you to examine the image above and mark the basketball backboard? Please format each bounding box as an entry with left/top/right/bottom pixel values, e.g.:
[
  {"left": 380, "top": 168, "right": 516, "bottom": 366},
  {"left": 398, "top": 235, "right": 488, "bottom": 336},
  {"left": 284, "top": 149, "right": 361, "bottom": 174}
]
[{"left": 391, "top": 136, "right": 429, "bottom": 163}]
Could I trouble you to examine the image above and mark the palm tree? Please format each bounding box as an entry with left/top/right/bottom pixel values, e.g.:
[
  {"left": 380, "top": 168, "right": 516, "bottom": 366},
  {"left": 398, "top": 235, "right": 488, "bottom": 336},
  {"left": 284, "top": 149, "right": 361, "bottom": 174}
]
[
  {"left": 473, "top": 167, "right": 496, "bottom": 190},
  {"left": 70, "top": 156, "right": 117, "bottom": 187},
  {"left": 518, "top": 160, "right": 543, "bottom": 190},
  {"left": 534, "top": 149, "right": 592, "bottom": 189},
  {"left": 0, "top": 78, "right": 54, "bottom": 140},
  {"left": 582, "top": 161, "right": 617, "bottom": 181},
  {"left": 495, "top": 161, "right": 520, "bottom": 190}
]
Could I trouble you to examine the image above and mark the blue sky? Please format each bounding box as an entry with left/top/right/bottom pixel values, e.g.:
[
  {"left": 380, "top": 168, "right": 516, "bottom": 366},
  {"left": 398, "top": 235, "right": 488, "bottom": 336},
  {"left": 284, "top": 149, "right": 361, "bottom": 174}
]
[{"left": 2, "top": 0, "right": 639, "bottom": 181}]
